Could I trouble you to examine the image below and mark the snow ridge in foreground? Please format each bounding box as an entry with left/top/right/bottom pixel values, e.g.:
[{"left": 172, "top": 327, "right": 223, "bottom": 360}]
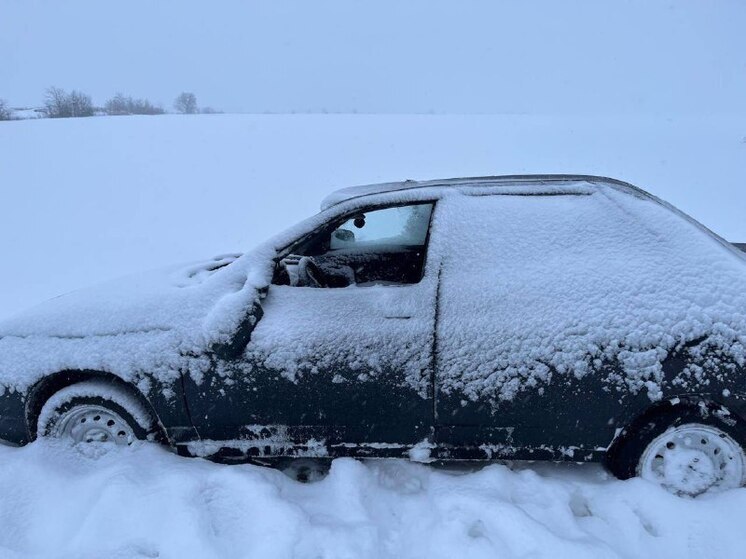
[{"left": 0, "top": 442, "right": 744, "bottom": 559}]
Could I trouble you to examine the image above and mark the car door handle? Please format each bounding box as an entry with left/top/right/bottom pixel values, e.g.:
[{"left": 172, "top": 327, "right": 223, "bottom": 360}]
[{"left": 384, "top": 315, "right": 412, "bottom": 319}]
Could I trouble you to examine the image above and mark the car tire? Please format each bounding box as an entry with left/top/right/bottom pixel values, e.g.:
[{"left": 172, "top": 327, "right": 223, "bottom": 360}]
[
  {"left": 279, "top": 458, "right": 330, "bottom": 482},
  {"left": 38, "top": 381, "right": 155, "bottom": 446},
  {"left": 607, "top": 405, "right": 746, "bottom": 496}
]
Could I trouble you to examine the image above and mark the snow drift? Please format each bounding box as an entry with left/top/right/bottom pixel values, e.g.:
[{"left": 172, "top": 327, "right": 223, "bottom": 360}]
[{"left": 1, "top": 441, "right": 745, "bottom": 559}]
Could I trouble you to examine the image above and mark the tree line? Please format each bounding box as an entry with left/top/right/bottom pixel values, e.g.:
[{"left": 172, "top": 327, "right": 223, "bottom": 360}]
[{"left": 0, "top": 88, "right": 220, "bottom": 120}]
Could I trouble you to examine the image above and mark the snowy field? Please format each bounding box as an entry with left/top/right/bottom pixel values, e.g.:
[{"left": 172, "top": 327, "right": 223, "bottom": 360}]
[
  {"left": 0, "top": 438, "right": 745, "bottom": 559},
  {"left": 1, "top": 114, "right": 746, "bottom": 320},
  {"left": 3, "top": 440, "right": 746, "bottom": 559},
  {"left": 1, "top": 114, "right": 746, "bottom": 558}
]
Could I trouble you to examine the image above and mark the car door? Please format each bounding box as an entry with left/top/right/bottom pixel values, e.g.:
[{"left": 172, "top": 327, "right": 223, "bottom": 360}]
[
  {"left": 187, "top": 201, "right": 439, "bottom": 456},
  {"left": 432, "top": 192, "right": 623, "bottom": 458}
]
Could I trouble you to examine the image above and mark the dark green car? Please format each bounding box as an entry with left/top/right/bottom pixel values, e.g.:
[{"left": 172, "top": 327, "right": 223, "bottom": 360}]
[{"left": 1, "top": 175, "right": 745, "bottom": 496}]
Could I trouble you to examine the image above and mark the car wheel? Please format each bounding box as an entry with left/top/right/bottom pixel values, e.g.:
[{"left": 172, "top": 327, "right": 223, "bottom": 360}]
[
  {"left": 38, "top": 381, "right": 155, "bottom": 446},
  {"left": 279, "top": 458, "right": 330, "bottom": 482},
  {"left": 608, "top": 407, "right": 746, "bottom": 496}
]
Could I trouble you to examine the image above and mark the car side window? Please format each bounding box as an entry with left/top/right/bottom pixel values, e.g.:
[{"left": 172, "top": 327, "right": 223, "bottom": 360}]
[{"left": 274, "top": 202, "right": 434, "bottom": 288}]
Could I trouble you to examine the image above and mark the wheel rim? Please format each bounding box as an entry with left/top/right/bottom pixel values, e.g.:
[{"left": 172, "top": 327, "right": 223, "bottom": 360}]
[
  {"left": 52, "top": 405, "right": 136, "bottom": 446},
  {"left": 638, "top": 423, "right": 745, "bottom": 496}
]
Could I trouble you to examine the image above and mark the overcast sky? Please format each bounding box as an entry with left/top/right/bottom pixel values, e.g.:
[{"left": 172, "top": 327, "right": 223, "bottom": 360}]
[{"left": 3, "top": 0, "right": 745, "bottom": 114}]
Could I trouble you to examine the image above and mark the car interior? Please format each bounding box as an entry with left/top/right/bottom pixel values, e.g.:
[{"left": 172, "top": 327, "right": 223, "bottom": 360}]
[{"left": 272, "top": 202, "right": 434, "bottom": 288}]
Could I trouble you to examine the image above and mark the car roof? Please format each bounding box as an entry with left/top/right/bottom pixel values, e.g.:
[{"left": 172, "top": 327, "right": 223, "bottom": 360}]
[
  {"left": 321, "top": 174, "right": 746, "bottom": 263},
  {"left": 320, "top": 174, "right": 646, "bottom": 210}
]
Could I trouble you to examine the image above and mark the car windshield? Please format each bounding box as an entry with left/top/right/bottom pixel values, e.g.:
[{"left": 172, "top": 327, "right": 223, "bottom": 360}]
[{"left": 329, "top": 204, "right": 433, "bottom": 250}]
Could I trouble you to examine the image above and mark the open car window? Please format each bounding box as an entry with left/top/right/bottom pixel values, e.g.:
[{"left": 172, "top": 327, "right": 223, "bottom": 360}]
[{"left": 274, "top": 202, "right": 434, "bottom": 288}]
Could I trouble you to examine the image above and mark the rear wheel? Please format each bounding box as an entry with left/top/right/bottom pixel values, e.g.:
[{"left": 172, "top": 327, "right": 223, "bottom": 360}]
[
  {"left": 38, "top": 381, "right": 155, "bottom": 446},
  {"left": 608, "top": 406, "right": 746, "bottom": 496}
]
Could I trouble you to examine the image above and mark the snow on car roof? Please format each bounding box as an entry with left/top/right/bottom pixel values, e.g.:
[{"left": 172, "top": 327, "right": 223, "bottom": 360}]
[{"left": 320, "top": 174, "right": 647, "bottom": 210}]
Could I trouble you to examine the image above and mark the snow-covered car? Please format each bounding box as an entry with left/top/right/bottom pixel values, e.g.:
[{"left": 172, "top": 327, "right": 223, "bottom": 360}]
[{"left": 1, "top": 175, "right": 746, "bottom": 496}]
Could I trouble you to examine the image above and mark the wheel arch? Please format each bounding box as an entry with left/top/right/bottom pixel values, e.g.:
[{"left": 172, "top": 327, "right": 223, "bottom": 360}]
[
  {"left": 25, "top": 370, "right": 171, "bottom": 445},
  {"left": 605, "top": 394, "right": 746, "bottom": 477}
]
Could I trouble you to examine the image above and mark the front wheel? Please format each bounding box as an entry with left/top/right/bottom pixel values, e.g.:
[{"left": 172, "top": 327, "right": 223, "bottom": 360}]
[
  {"left": 38, "top": 381, "right": 155, "bottom": 446},
  {"left": 608, "top": 407, "right": 746, "bottom": 496},
  {"left": 638, "top": 423, "right": 745, "bottom": 495}
]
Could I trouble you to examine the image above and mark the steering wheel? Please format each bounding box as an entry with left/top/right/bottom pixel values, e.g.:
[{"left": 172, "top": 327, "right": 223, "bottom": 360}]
[{"left": 298, "top": 256, "right": 329, "bottom": 288}]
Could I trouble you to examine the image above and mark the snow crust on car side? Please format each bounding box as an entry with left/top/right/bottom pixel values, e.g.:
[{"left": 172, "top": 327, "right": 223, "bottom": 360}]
[
  {"left": 0, "top": 179, "right": 745, "bottom": 408},
  {"left": 241, "top": 280, "right": 435, "bottom": 397},
  {"left": 434, "top": 187, "right": 746, "bottom": 403}
]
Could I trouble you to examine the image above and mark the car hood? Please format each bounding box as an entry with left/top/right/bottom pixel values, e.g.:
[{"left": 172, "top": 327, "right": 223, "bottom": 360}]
[{"left": 0, "top": 253, "right": 255, "bottom": 339}]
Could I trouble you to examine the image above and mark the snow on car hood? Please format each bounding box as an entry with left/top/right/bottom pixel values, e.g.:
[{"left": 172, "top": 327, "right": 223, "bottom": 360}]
[
  {"left": 0, "top": 248, "right": 279, "bottom": 394},
  {"left": 0, "top": 201, "right": 346, "bottom": 394},
  {"left": 0, "top": 254, "right": 245, "bottom": 338}
]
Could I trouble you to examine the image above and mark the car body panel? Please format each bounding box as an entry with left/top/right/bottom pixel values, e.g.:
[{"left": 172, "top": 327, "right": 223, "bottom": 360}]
[
  {"left": 184, "top": 279, "right": 438, "bottom": 447},
  {"left": 0, "top": 391, "right": 27, "bottom": 445}
]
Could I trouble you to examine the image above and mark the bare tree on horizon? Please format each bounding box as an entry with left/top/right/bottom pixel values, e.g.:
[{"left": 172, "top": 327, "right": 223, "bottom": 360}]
[
  {"left": 105, "top": 93, "right": 165, "bottom": 116},
  {"left": 43, "top": 87, "right": 94, "bottom": 118},
  {"left": 0, "top": 99, "right": 11, "bottom": 120},
  {"left": 174, "top": 92, "right": 198, "bottom": 114}
]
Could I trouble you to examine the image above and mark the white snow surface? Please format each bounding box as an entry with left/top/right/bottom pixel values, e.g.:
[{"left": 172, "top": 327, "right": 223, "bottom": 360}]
[
  {"left": 434, "top": 186, "right": 746, "bottom": 402},
  {"left": 1, "top": 441, "right": 746, "bottom": 559}
]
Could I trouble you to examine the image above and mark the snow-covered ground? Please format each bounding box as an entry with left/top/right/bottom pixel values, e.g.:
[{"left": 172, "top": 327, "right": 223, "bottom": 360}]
[
  {"left": 6, "top": 108, "right": 44, "bottom": 120},
  {"left": 0, "top": 441, "right": 745, "bottom": 559},
  {"left": 2, "top": 114, "right": 746, "bottom": 558}
]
